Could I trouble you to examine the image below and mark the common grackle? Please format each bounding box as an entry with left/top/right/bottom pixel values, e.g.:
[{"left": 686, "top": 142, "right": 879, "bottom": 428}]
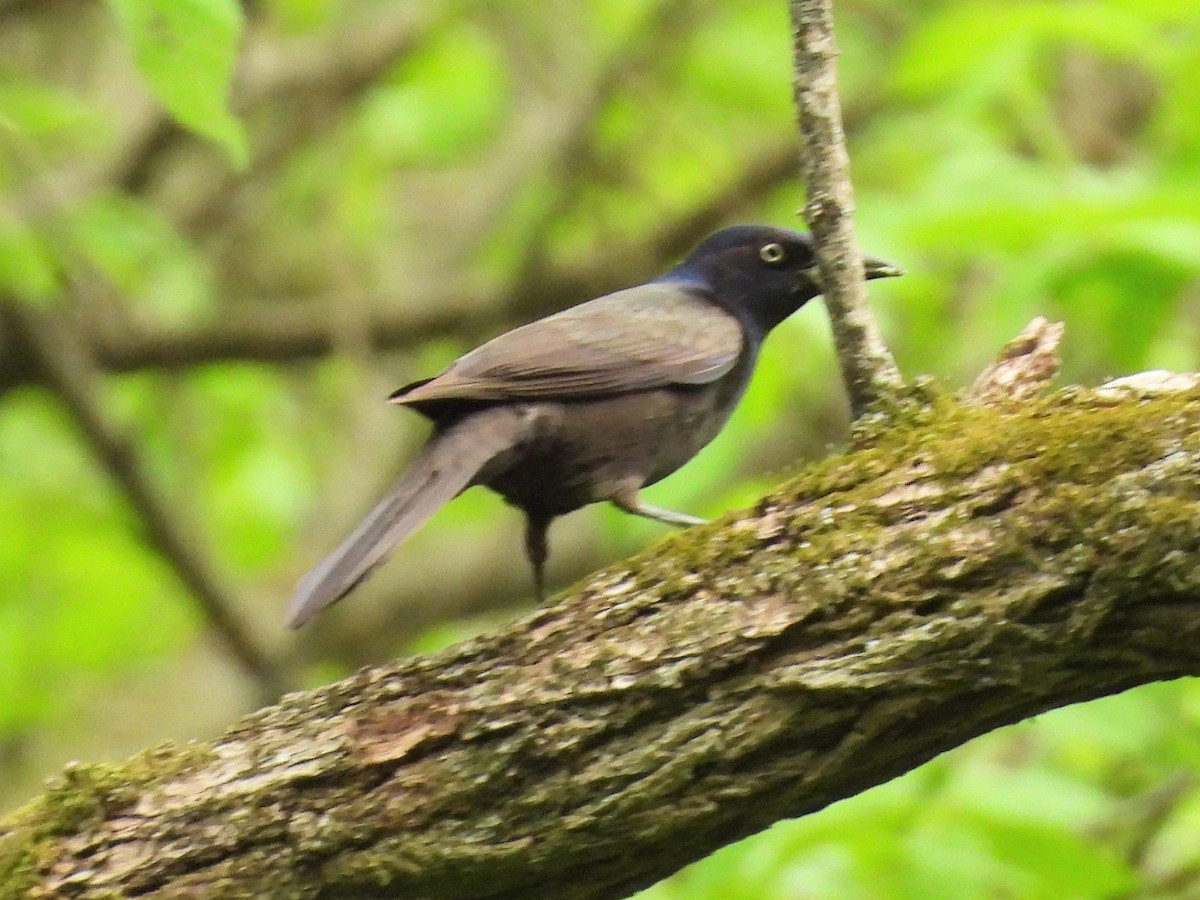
[{"left": 286, "top": 225, "right": 899, "bottom": 627}]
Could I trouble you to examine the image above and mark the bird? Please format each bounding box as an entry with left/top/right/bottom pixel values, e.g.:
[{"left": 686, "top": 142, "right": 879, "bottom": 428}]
[{"left": 286, "top": 224, "right": 900, "bottom": 627}]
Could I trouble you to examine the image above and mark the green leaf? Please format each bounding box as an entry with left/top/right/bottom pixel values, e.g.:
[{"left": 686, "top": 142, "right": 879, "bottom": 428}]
[{"left": 105, "top": 0, "right": 248, "bottom": 166}]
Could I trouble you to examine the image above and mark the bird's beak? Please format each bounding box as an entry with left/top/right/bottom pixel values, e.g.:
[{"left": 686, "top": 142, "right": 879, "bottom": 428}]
[
  {"left": 799, "top": 257, "right": 903, "bottom": 293},
  {"left": 863, "top": 256, "right": 903, "bottom": 281}
]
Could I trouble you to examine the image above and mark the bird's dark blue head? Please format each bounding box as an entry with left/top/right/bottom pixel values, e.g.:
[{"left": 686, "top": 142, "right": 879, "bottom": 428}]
[{"left": 659, "top": 224, "right": 900, "bottom": 338}]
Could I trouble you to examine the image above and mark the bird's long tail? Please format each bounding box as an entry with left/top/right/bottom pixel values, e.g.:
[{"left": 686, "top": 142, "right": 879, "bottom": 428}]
[{"left": 285, "top": 407, "right": 529, "bottom": 628}]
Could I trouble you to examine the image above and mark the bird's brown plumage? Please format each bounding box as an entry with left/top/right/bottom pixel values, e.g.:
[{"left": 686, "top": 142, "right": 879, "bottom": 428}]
[{"left": 393, "top": 283, "right": 744, "bottom": 406}]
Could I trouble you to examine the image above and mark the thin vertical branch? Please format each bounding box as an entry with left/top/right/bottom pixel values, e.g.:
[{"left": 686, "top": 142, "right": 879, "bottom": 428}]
[{"left": 790, "top": 0, "right": 903, "bottom": 417}]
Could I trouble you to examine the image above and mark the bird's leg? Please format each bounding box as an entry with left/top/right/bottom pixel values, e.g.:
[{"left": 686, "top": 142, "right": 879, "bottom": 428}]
[
  {"left": 524, "top": 513, "right": 551, "bottom": 602},
  {"left": 611, "top": 485, "right": 707, "bottom": 528}
]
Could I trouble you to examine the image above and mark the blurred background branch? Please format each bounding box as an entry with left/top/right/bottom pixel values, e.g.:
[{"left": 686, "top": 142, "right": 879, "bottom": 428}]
[{"left": 1, "top": 301, "right": 283, "bottom": 700}]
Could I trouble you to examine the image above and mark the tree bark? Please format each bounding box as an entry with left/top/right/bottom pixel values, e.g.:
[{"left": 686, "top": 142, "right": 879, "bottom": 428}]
[{"left": 4, "top": 376, "right": 1200, "bottom": 900}]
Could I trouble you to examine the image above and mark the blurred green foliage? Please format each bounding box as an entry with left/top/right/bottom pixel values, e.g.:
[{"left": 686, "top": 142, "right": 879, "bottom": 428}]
[
  {"left": 106, "top": 0, "right": 248, "bottom": 165},
  {"left": 1, "top": 0, "right": 1199, "bottom": 895}
]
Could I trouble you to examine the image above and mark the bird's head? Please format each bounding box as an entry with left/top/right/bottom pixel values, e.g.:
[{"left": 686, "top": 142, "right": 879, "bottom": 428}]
[{"left": 662, "top": 225, "right": 900, "bottom": 336}]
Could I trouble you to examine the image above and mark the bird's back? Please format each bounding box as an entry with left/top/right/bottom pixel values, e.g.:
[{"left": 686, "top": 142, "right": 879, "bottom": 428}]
[{"left": 393, "top": 282, "right": 746, "bottom": 408}]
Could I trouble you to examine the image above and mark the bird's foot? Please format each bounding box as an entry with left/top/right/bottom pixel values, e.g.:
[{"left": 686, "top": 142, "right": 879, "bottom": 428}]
[{"left": 611, "top": 489, "right": 706, "bottom": 528}]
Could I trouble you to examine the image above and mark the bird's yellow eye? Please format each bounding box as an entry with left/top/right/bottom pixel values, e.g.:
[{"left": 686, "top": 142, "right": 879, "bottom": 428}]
[{"left": 759, "top": 242, "right": 786, "bottom": 265}]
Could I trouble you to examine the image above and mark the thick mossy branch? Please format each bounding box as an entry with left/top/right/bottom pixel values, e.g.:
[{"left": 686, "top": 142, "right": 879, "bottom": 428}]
[{"left": 5, "top": 384, "right": 1200, "bottom": 899}]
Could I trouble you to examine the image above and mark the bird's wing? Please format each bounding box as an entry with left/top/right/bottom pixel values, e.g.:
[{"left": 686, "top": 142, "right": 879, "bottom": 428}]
[{"left": 394, "top": 283, "right": 745, "bottom": 404}]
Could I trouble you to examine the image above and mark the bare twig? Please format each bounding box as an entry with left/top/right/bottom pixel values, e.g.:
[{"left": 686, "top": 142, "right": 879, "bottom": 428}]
[
  {"left": 2, "top": 302, "right": 284, "bottom": 701},
  {"left": 790, "top": 0, "right": 903, "bottom": 417}
]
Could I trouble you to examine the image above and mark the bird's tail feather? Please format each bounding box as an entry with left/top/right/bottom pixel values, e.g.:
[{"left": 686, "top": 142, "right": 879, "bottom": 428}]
[{"left": 285, "top": 407, "right": 528, "bottom": 628}]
